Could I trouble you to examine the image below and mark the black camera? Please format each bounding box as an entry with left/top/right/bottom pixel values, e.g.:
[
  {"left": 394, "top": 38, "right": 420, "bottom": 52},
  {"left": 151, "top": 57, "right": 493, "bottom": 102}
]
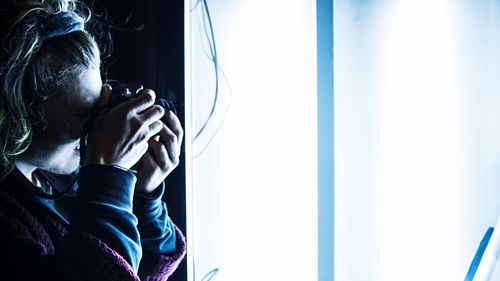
[
  {"left": 107, "top": 81, "right": 177, "bottom": 115},
  {"left": 78, "top": 81, "right": 177, "bottom": 166}
]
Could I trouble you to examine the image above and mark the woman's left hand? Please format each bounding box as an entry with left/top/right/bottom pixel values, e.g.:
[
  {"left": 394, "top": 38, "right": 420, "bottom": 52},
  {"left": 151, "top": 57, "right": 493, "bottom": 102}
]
[{"left": 134, "top": 110, "right": 184, "bottom": 194}]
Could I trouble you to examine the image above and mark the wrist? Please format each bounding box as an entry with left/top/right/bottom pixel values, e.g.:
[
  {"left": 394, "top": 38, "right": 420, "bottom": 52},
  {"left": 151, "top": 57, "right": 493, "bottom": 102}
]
[
  {"left": 135, "top": 182, "right": 165, "bottom": 199},
  {"left": 77, "top": 165, "right": 138, "bottom": 210}
]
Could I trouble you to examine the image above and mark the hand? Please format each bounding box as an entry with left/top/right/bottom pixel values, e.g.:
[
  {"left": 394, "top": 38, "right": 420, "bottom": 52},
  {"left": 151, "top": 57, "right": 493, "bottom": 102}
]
[
  {"left": 84, "top": 86, "right": 165, "bottom": 169},
  {"left": 134, "top": 110, "right": 184, "bottom": 194}
]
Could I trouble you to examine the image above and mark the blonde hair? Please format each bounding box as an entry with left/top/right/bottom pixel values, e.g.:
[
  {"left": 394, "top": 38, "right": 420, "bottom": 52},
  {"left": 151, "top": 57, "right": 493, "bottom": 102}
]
[{"left": 0, "top": 0, "right": 100, "bottom": 177}]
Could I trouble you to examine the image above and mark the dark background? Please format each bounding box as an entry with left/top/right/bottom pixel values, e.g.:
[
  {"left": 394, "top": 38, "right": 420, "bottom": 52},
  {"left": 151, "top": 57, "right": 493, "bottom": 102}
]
[{"left": 86, "top": 1, "right": 186, "bottom": 280}]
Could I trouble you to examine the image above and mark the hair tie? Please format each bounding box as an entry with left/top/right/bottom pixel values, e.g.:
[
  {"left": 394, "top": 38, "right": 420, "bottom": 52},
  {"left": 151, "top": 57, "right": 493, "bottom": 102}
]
[{"left": 39, "top": 11, "right": 84, "bottom": 42}]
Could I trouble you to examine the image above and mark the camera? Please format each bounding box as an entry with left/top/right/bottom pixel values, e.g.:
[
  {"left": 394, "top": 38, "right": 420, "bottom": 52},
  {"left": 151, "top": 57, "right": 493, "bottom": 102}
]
[
  {"left": 78, "top": 81, "right": 177, "bottom": 166},
  {"left": 107, "top": 81, "right": 177, "bottom": 116}
]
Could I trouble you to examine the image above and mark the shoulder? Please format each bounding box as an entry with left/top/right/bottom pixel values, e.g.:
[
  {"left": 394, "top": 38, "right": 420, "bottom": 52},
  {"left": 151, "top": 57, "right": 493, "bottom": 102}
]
[
  {"left": 0, "top": 188, "right": 54, "bottom": 255},
  {"left": 0, "top": 189, "right": 139, "bottom": 280}
]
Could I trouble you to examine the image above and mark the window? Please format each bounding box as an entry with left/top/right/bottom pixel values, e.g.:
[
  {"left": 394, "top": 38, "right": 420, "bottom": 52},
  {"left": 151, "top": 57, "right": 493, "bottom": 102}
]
[
  {"left": 186, "top": 0, "right": 320, "bottom": 280},
  {"left": 335, "top": 0, "right": 500, "bottom": 280}
]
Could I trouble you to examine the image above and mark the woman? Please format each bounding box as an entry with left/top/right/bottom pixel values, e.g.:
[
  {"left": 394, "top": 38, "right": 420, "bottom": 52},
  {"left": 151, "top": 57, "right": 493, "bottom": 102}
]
[{"left": 0, "top": 0, "right": 185, "bottom": 280}]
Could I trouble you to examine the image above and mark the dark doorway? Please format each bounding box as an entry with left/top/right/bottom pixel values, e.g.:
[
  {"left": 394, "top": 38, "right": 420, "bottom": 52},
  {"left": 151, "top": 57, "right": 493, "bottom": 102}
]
[{"left": 86, "top": 1, "right": 187, "bottom": 280}]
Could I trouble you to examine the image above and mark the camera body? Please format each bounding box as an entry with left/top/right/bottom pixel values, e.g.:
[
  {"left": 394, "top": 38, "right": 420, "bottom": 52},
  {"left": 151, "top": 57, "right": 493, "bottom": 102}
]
[
  {"left": 107, "top": 81, "right": 177, "bottom": 116},
  {"left": 78, "top": 81, "right": 177, "bottom": 166}
]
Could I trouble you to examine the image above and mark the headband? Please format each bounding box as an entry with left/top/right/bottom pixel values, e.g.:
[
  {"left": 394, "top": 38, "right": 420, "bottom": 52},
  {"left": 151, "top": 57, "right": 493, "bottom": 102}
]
[{"left": 39, "top": 11, "right": 84, "bottom": 41}]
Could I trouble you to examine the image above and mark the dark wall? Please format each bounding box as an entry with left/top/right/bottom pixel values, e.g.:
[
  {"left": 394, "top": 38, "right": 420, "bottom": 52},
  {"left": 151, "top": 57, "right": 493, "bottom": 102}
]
[{"left": 87, "top": 1, "right": 186, "bottom": 280}]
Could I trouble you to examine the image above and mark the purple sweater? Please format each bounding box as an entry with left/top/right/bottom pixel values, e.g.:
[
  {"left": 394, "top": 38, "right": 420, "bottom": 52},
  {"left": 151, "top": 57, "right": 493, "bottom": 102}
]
[{"left": 0, "top": 168, "right": 186, "bottom": 280}]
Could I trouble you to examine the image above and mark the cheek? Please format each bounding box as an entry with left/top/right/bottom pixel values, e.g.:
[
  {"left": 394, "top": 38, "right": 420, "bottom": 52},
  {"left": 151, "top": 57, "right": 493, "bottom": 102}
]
[
  {"left": 28, "top": 119, "right": 81, "bottom": 162},
  {"left": 43, "top": 95, "right": 86, "bottom": 141},
  {"left": 43, "top": 109, "right": 83, "bottom": 143}
]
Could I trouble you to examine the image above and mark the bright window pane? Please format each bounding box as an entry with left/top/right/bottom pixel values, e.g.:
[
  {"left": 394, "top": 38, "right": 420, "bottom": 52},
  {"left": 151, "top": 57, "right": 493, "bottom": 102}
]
[
  {"left": 335, "top": 0, "right": 500, "bottom": 280},
  {"left": 186, "top": 1, "right": 318, "bottom": 280}
]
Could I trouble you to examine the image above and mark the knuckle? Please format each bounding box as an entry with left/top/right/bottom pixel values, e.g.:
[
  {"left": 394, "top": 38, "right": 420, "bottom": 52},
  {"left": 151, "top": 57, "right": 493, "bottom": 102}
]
[
  {"left": 129, "top": 141, "right": 140, "bottom": 154},
  {"left": 166, "top": 129, "right": 177, "bottom": 140},
  {"left": 153, "top": 120, "right": 163, "bottom": 132},
  {"left": 144, "top": 90, "right": 156, "bottom": 103},
  {"left": 175, "top": 124, "right": 183, "bottom": 134},
  {"left": 155, "top": 105, "right": 165, "bottom": 116},
  {"left": 126, "top": 109, "right": 137, "bottom": 119},
  {"left": 167, "top": 136, "right": 177, "bottom": 146},
  {"left": 158, "top": 157, "right": 168, "bottom": 169},
  {"left": 136, "top": 128, "right": 149, "bottom": 142},
  {"left": 153, "top": 150, "right": 168, "bottom": 169},
  {"left": 151, "top": 121, "right": 159, "bottom": 131}
]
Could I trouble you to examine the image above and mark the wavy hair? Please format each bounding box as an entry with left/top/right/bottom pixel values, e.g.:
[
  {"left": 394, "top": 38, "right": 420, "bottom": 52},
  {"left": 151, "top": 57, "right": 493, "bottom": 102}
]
[{"left": 0, "top": 0, "right": 100, "bottom": 177}]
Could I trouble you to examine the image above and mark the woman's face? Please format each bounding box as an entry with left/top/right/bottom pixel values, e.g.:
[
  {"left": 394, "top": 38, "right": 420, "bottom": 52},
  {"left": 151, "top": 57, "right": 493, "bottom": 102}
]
[{"left": 19, "top": 67, "right": 103, "bottom": 175}]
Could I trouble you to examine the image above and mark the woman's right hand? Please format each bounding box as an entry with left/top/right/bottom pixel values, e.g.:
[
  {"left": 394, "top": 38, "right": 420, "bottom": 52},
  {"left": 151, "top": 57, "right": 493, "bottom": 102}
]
[{"left": 84, "top": 85, "right": 165, "bottom": 169}]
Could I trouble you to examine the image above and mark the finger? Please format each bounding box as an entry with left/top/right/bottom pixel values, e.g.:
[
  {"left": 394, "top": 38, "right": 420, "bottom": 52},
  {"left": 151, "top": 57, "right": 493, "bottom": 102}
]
[
  {"left": 97, "top": 84, "right": 112, "bottom": 108},
  {"left": 147, "top": 139, "right": 169, "bottom": 169},
  {"left": 116, "top": 89, "right": 156, "bottom": 114},
  {"left": 132, "top": 89, "right": 157, "bottom": 114},
  {"left": 87, "top": 84, "right": 112, "bottom": 118},
  {"left": 144, "top": 120, "right": 164, "bottom": 141},
  {"left": 166, "top": 112, "right": 183, "bottom": 157},
  {"left": 158, "top": 123, "right": 179, "bottom": 163},
  {"left": 166, "top": 111, "right": 184, "bottom": 142},
  {"left": 139, "top": 105, "right": 165, "bottom": 126}
]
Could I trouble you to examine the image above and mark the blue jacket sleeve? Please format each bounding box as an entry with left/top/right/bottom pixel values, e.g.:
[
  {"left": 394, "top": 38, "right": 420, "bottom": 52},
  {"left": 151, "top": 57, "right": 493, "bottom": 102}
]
[
  {"left": 133, "top": 182, "right": 176, "bottom": 255},
  {"left": 69, "top": 165, "right": 142, "bottom": 272}
]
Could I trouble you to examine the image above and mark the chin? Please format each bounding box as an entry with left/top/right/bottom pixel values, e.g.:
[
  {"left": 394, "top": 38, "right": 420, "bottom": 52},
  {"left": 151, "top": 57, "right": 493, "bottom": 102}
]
[
  {"left": 46, "top": 156, "right": 80, "bottom": 175},
  {"left": 46, "top": 165, "right": 79, "bottom": 175}
]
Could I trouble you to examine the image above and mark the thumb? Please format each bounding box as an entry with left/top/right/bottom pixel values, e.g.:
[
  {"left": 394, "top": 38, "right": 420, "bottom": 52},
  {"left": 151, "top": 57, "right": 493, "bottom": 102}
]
[{"left": 96, "top": 83, "right": 112, "bottom": 109}]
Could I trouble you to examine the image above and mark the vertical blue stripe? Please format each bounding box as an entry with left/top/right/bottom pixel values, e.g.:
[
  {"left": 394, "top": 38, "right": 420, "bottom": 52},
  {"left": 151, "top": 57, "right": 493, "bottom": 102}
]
[{"left": 317, "top": 0, "right": 334, "bottom": 280}]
